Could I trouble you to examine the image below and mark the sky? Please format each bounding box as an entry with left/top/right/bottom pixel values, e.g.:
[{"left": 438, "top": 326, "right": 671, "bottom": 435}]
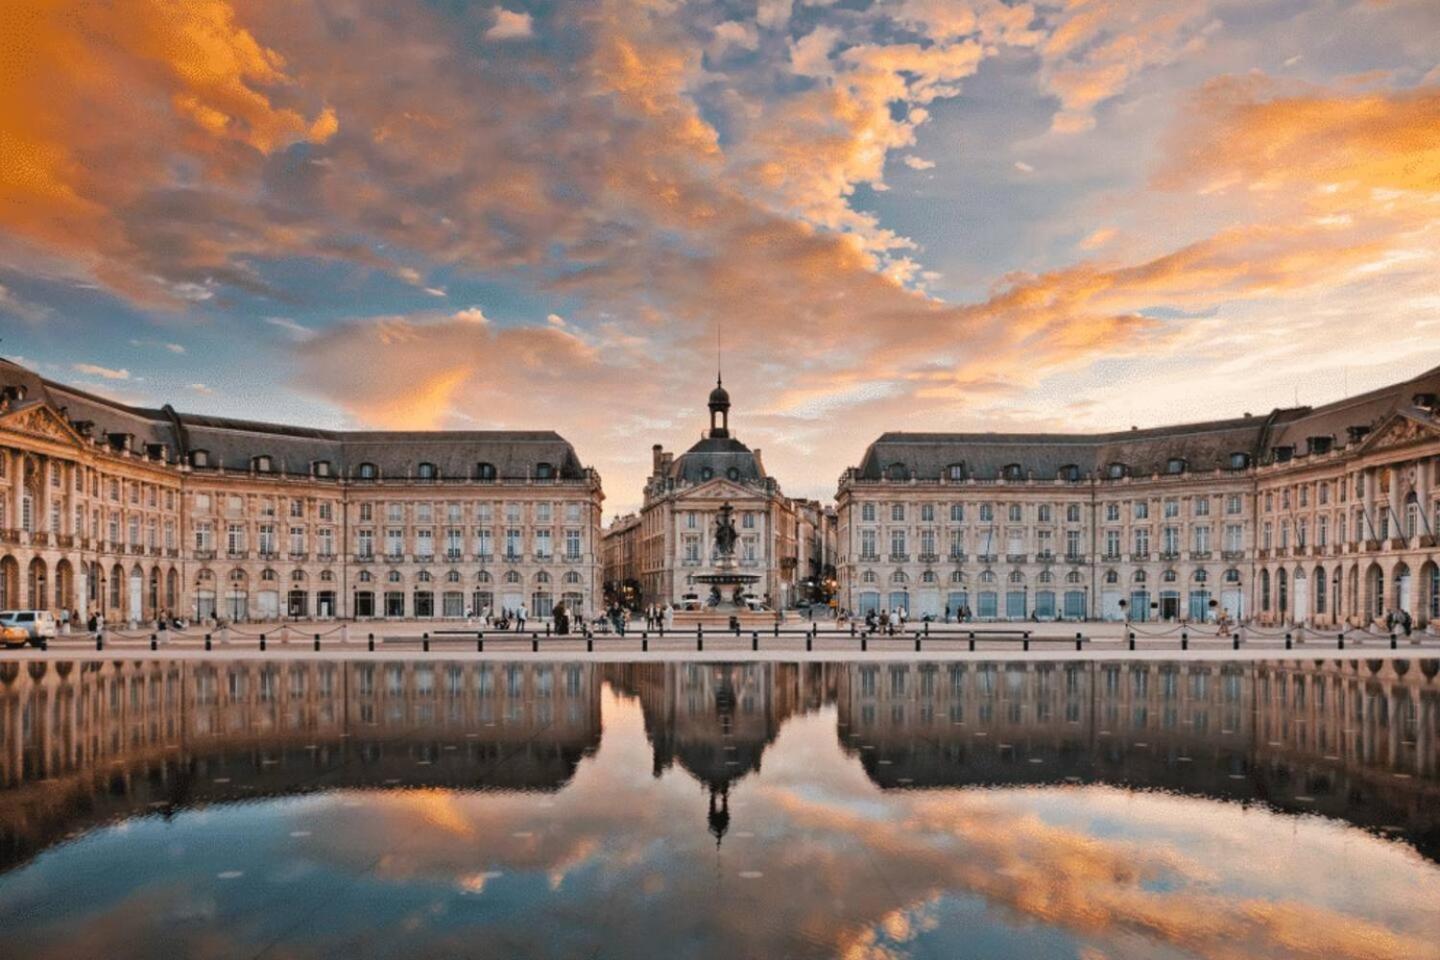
[{"left": 1, "top": 0, "right": 1438, "bottom": 518}]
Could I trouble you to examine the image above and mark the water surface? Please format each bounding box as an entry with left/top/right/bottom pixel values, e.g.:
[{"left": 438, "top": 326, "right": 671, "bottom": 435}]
[{"left": 0, "top": 658, "right": 1436, "bottom": 959}]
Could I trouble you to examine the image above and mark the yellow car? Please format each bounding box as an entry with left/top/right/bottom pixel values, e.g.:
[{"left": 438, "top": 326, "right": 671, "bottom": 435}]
[{"left": 0, "top": 625, "right": 30, "bottom": 648}]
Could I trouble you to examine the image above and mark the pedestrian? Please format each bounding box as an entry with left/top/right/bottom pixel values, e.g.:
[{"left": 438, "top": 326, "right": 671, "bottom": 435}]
[
  {"left": 517, "top": 604, "right": 528, "bottom": 632},
  {"left": 663, "top": 602, "right": 674, "bottom": 630}
]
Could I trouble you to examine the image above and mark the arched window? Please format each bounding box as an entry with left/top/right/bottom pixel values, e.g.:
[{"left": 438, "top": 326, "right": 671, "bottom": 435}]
[
  {"left": 890, "top": 570, "right": 908, "bottom": 584},
  {"left": 1038, "top": 570, "right": 1053, "bottom": 584},
  {"left": 921, "top": 570, "right": 937, "bottom": 583},
  {"left": 1162, "top": 569, "right": 1178, "bottom": 583},
  {"left": 700, "top": 467, "right": 714, "bottom": 481},
  {"left": 477, "top": 570, "right": 493, "bottom": 583},
  {"left": 319, "top": 570, "right": 334, "bottom": 581},
  {"left": 1224, "top": 568, "right": 1240, "bottom": 584},
  {"left": 1193, "top": 568, "right": 1208, "bottom": 583},
  {"left": 261, "top": 568, "right": 277, "bottom": 582},
  {"left": 861, "top": 570, "right": 878, "bottom": 584},
  {"left": 979, "top": 570, "right": 997, "bottom": 584},
  {"left": 416, "top": 570, "right": 432, "bottom": 582},
  {"left": 504, "top": 570, "right": 522, "bottom": 584},
  {"left": 446, "top": 570, "right": 461, "bottom": 583},
  {"left": 535, "top": 571, "right": 551, "bottom": 583},
  {"left": 535, "top": 462, "right": 555, "bottom": 480},
  {"left": 563, "top": 570, "right": 582, "bottom": 585},
  {"left": 1104, "top": 569, "right": 1119, "bottom": 584},
  {"left": 1260, "top": 569, "right": 1271, "bottom": 611},
  {"left": 726, "top": 467, "right": 740, "bottom": 481},
  {"left": 356, "top": 462, "right": 378, "bottom": 480},
  {"left": 417, "top": 462, "right": 438, "bottom": 481},
  {"left": 1066, "top": 570, "right": 1083, "bottom": 584},
  {"left": 313, "top": 460, "right": 333, "bottom": 478},
  {"left": 291, "top": 569, "right": 306, "bottom": 582},
  {"left": 1133, "top": 570, "right": 1147, "bottom": 583},
  {"left": 358, "top": 570, "right": 373, "bottom": 583},
  {"left": 475, "top": 462, "right": 497, "bottom": 481},
  {"left": 388, "top": 570, "right": 403, "bottom": 583},
  {"left": 1008, "top": 570, "right": 1024, "bottom": 584},
  {"left": 950, "top": 570, "right": 966, "bottom": 584}
]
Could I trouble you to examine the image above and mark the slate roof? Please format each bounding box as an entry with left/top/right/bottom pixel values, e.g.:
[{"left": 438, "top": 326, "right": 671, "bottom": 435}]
[
  {"left": 0, "top": 357, "right": 592, "bottom": 481},
  {"left": 854, "top": 363, "right": 1440, "bottom": 481},
  {"left": 669, "top": 435, "right": 766, "bottom": 485}
]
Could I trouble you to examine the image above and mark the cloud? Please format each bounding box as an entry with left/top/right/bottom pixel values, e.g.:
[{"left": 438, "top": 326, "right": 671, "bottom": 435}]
[
  {"left": 710, "top": 20, "right": 759, "bottom": 59},
  {"left": 129, "top": 339, "right": 187, "bottom": 354},
  {"left": 1014, "top": 160, "right": 1034, "bottom": 172},
  {"left": 188, "top": 382, "right": 214, "bottom": 395},
  {"left": 487, "top": 8, "right": 533, "bottom": 40},
  {"left": 264, "top": 317, "right": 316, "bottom": 341},
  {"left": 902, "top": 156, "right": 935, "bottom": 170},
  {"left": 1080, "top": 227, "right": 1118, "bottom": 250},
  {"left": 72, "top": 363, "right": 131, "bottom": 380},
  {"left": 453, "top": 307, "right": 489, "bottom": 324},
  {"left": 757, "top": 0, "right": 793, "bottom": 31},
  {"left": 0, "top": 284, "right": 53, "bottom": 324}
]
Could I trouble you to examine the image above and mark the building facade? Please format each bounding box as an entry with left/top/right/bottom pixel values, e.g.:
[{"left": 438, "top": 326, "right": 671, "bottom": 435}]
[
  {"left": 602, "top": 381, "right": 830, "bottom": 610},
  {"left": 836, "top": 367, "right": 1440, "bottom": 629},
  {"left": 0, "top": 358, "right": 604, "bottom": 624}
]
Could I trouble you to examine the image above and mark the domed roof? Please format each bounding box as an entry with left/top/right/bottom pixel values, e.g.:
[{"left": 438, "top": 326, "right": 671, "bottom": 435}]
[
  {"left": 670, "top": 436, "right": 764, "bottom": 485},
  {"left": 708, "top": 380, "right": 730, "bottom": 408}
]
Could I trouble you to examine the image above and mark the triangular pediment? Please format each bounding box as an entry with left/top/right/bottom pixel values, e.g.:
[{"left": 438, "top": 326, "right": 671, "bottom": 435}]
[
  {"left": 675, "top": 477, "right": 762, "bottom": 502},
  {"left": 0, "top": 400, "right": 87, "bottom": 448},
  {"left": 1355, "top": 410, "right": 1440, "bottom": 456}
]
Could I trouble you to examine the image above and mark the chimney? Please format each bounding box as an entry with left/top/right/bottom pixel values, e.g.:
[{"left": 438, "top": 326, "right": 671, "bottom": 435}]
[{"left": 652, "top": 444, "right": 664, "bottom": 475}]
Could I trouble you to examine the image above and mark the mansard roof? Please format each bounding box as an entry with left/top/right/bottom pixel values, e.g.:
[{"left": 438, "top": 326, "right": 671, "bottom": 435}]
[
  {"left": 0, "top": 357, "right": 592, "bottom": 480},
  {"left": 669, "top": 435, "right": 766, "bottom": 485},
  {"left": 853, "top": 363, "right": 1440, "bottom": 482}
]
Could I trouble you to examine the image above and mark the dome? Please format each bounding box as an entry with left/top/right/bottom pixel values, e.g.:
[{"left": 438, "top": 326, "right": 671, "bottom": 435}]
[{"left": 709, "top": 381, "right": 731, "bottom": 408}]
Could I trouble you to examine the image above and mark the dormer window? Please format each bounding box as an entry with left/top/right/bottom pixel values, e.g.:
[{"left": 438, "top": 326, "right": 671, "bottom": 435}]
[
  {"left": 886, "top": 462, "right": 909, "bottom": 481},
  {"left": 313, "top": 460, "right": 332, "bottom": 478},
  {"left": 700, "top": 466, "right": 714, "bottom": 481},
  {"left": 535, "top": 462, "right": 554, "bottom": 480},
  {"left": 1346, "top": 425, "right": 1370, "bottom": 443},
  {"left": 727, "top": 467, "right": 740, "bottom": 481},
  {"left": 1107, "top": 463, "right": 1127, "bottom": 480},
  {"left": 417, "top": 462, "right": 438, "bottom": 481},
  {"left": 1058, "top": 464, "right": 1081, "bottom": 482},
  {"left": 252, "top": 455, "right": 273, "bottom": 473},
  {"left": 1271, "top": 445, "right": 1294, "bottom": 463},
  {"left": 475, "top": 462, "right": 496, "bottom": 481},
  {"left": 1307, "top": 436, "right": 1333, "bottom": 456},
  {"left": 1228, "top": 452, "right": 1250, "bottom": 470},
  {"left": 1002, "top": 463, "right": 1024, "bottom": 481},
  {"left": 356, "top": 462, "right": 378, "bottom": 481},
  {"left": 190, "top": 449, "right": 210, "bottom": 468},
  {"left": 947, "top": 463, "right": 966, "bottom": 481},
  {"left": 1166, "top": 458, "right": 1186, "bottom": 475}
]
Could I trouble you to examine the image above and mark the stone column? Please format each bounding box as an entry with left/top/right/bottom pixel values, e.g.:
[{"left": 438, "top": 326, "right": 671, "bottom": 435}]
[
  {"left": 1361, "top": 468, "right": 1376, "bottom": 541},
  {"left": 11, "top": 449, "right": 24, "bottom": 534},
  {"left": 1388, "top": 463, "right": 1403, "bottom": 541},
  {"left": 38, "top": 455, "right": 52, "bottom": 545}
]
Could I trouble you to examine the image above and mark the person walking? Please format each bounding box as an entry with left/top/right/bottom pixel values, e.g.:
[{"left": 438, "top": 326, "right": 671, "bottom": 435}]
[{"left": 516, "top": 603, "right": 528, "bottom": 632}]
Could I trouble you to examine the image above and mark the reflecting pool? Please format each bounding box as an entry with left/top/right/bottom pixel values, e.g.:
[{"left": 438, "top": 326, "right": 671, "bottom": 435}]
[{"left": 0, "top": 658, "right": 1437, "bottom": 959}]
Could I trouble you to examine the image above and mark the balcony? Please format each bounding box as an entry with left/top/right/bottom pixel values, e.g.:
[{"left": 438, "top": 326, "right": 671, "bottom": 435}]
[
  {"left": 386, "top": 553, "right": 405, "bottom": 563},
  {"left": 977, "top": 554, "right": 998, "bottom": 564},
  {"left": 1036, "top": 551, "right": 1055, "bottom": 563},
  {"left": 503, "top": 552, "right": 523, "bottom": 562},
  {"left": 1130, "top": 552, "right": 1151, "bottom": 562},
  {"left": 1065, "top": 553, "right": 1086, "bottom": 564},
  {"left": 1221, "top": 550, "right": 1245, "bottom": 561},
  {"left": 1006, "top": 553, "right": 1027, "bottom": 564},
  {"left": 289, "top": 552, "right": 309, "bottom": 562},
  {"left": 858, "top": 553, "right": 880, "bottom": 562},
  {"left": 1101, "top": 553, "right": 1121, "bottom": 562},
  {"left": 258, "top": 550, "right": 280, "bottom": 561},
  {"left": 354, "top": 552, "right": 374, "bottom": 563},
  {"left": 195, "top": 549, "right": 216, "bottom": 561},
  {"left": 56, "top": 533, "right": 75, "bottom": 548},
  {"left": 227, "top": 550, "right": 248, "bottom": 560},
  {"left": 317, "top": 553, "right": 336, "bottom": 562},
  {"left": 918, "top": 553, "right": 939, "bottom": 563},
  {"left": 1159, "top": 551, "right": 1180, "bottom": 562},
  {"left": 1189, "top": 551, "right": 1212, "bottom": 561},
  {"left": 948, "top": 552, "right": 968, "bottom": 563},
  {"left": 887, "top": 553, "right": 910, "bottom": 563}
]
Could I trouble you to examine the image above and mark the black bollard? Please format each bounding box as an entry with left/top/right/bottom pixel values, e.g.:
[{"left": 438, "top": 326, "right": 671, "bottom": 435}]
[
  {"left": 1233, "top": 634, "right": 1240, "bottom": 651},
  {"left": 205, "top": 633, "right": 212, "bottom": 651},
  {"left": 368, "top": 632, "right": 375, "bottom": 652},
  {"left": 1182, "top": 633, "right": 1189, "bottom": 651},
  {"left": 915, "top": 636, "right": 922, "bottom": 653},
  {"left": 850, "top": 622, "right": 856, "bottom": 637},
  {"left": 546, "top": 623, "right": 551, "bottom": 637},
  {"left": 150, "top": 633, "right": 158, "bottom": 651},
  {"left": 806, "top": 634, "right": 813, "bottom": 652},
  {"left": 1390, "top": 632, "right": 1397, "bottom": 650},
  {"left": 1075, "top": 636, "right": 1083, "bottom": 651},
  {"left": 423, "top": 633, "right": 430, "bottom": 653},
  {"left": 1285, "top": 633, "right": 1292, "bottom": 650},
  {"left": 1337, "top": 633, "right": 1344, "bottom": 650},
  {"left": 968, "top": 636, "right": 975, "bottom": 652},
  {"left": 314, "top": 633, "right": 321, "bottom": 652},
  {"left": 752, "top": 633, "right": 758, "bottom": 652},
  {"left": 861, "top": 635, "right": 868, "bottom": 652},
  {"left": 96, "top": 633, "right": 103, "bottom": 651},
  {"left": 1128, "top": 632, "right": 1136, "bottom": 651},
  {"left": 532, "top": 637, "right": 538, "bottom": 653},
  {"left": 642, "top": 636, "right": 648, "bottom": 652},
  {"left": 698, "top": 634, "right": 704, "bottom": 652},
  {"left": 260, "top": 634, "right": 267, "bottom": 652},
  {"left": 1023, "top": 637, "right": 1030, "bottom": 651},
  {"left": 586, "top": 636, "right": 593, "bottom": 653}
]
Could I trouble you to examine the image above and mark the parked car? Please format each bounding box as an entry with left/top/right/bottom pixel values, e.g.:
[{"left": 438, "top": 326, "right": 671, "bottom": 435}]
[
  {"left": 0, "top": 623, "right": 29, "bottom": 648},
  {"left": 0, "top": 610, "right": 57, "bottom": 645}
]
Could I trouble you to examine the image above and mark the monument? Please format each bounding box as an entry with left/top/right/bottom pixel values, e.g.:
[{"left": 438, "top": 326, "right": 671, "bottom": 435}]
[{"left": 691, "top": 501, "right": 761, "bottom": 609}]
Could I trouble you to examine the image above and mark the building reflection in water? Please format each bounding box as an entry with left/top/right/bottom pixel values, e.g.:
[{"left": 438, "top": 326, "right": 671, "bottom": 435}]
[{"left": 0, "top": 656, "right": 1438, "bottom": 960}]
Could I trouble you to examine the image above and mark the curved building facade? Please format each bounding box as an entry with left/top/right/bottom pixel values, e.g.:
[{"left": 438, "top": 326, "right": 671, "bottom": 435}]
[
  {"left": 837, "top": 366, "right": 1440, "bottom": 628},
  {"left": 0, "top": 358, "right": 604, "bottom": 624}
]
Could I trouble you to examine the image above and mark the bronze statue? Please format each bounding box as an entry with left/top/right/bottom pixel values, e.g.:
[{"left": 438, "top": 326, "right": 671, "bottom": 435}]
[{"left": 714, "top": 502, "right": 739, "bottom": 557}]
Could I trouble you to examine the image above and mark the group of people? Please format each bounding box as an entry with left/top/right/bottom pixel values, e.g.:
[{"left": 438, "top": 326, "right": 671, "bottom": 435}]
[
  {"left": 604, "top": 602, "right": 678, "bottom": 636},
  {"left": 862, "top": 607, "right": 910, "bottom": 635},
  {"left": 1385, "top": 608, "right": 1416, "bottom": 637}
]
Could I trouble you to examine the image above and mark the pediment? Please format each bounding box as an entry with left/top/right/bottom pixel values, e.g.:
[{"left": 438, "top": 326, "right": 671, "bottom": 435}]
[
  {"left": 1355, "top": 410, "right": 1440, "bottom": 457},
  {"left": 0, "top": 401, "right": 86, "bottom": 448},
  {"left": 675, "top": 478, "right": 761, "bottom": 502}
]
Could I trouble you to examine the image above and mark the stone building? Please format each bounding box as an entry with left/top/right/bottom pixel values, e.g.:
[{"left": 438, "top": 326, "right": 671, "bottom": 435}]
[
  {"left": 602, "top": 379, "right": 826, "bottom": 610},
  {"left": 0, "top": 357, "right": 604, "bottom": 624},
  {"left": 836, "top": 366, "right": 1440, "bottom": 628}
]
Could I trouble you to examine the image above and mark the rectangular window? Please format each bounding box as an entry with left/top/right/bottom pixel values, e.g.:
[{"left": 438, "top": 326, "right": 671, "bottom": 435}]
[
  {"left": 416, "top": 528, "right": 434, "bottom": 558},
  {"left": 505, "top": 528, "right": 522, "bottom": 558},
  {"left": 535, "top": 529, "right": 552, "bottom": 559},
  {"left": 861, "top": 503, "right": 876, "bottom": 522},
  {"left": 1038, "top": 504, "right": 1052, "bottom": 523},
  {"left": 1193, "top": 525, "right": 1210, "bottom": 553},
  {"left": 1226, "top": 494, "right": 1242, "bottom": 515},
  {"left": 195, "top": 521, "right": 213, "bottom": 552},
  {"left": 537, "top": 502, "right": 552, "bottom": 524},
  {"left": 290, "top": 498, "right": 305, "bottom": 518},
  {"left": 889, "top": 529, "right": 907, "bottom": 558},
  {"left": 1066, "top": 529, "right": 1081, "bottom": 558},
  {"left": 979, "top": 503, "right": 994, "bottom": 522},
  {"left": 416, "top": 503, "right": 432, "bottom": 523},
  {"left": 359, "top": 503, "right": 373, "bottom": 522},
  {"left": 920, "top": 504, "right": 935, "bottom": 522},
  {"left": 289, "top": 526, "right": 305, "bottom": 554},
  {"left": 1164, "top": 498, "right": 1179, "bottom": 518},
  {"left": 1133, "top": 528, "right": 1150, "bottom": 555},
  {"left": 1066, "top": 504, "right": 1081, "bottom": 523},
  {"left": 1193, "top": 498, "right": 1210, "bottom": 517},
  {"left": 446, "top": 528, "right": 463, "bottom": 558},
  {"left": 475, "top": 529, "right": 493, "bottom": 558},
  {"left": 227, "top": 523, "right": 245, "bottom": 554},
  {"left": 388, "top": 503, "right": 404, "bottom": 523},
  {"left": 950, "top": 503, "right": 964, "bottom": 522},
  {"left": 565, "top": 529, "right": 582, "bottom": 559},
  {"left": 860, "top": 529, "right": 877, "bottom": 559},
  {"left": 1225, "top": 524, "right": 1242, "bottom": 553},
  {"left": 258, "top": 524, "right": 276, "bottom": 555},
  {"left": 891, "top": 504, "right": 905, "bottom": 522},
  {"left": 319, "top": 501, "right": 334, "bottom": 521},
  {"left": 1105, "top": 503, "right": 1120, "bottom": 522},
  {"left": 1134, "top": 501, "right": 1149, "bottom": 520},
  {"left": 357, "top": 529, "right": 374, "bottom": 558},
  {"left": 1162, "top": 526, "right": 1179, "bottom": 554},
  {"left": 319, "top": 528, "right": 335, "bottom": 556},
  {"left": 386, "top": 528, "right": 404, "bottom": 556}
]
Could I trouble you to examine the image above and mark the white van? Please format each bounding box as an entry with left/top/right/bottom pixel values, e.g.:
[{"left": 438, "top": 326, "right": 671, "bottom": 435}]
[{"left": 0, "top": 610, "right": 57, "bottom": 644}]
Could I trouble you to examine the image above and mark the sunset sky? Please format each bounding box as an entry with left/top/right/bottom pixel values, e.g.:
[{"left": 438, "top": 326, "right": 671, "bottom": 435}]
[{"left": 2, "top": 0, "right": 1437, "bottom": 515}]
